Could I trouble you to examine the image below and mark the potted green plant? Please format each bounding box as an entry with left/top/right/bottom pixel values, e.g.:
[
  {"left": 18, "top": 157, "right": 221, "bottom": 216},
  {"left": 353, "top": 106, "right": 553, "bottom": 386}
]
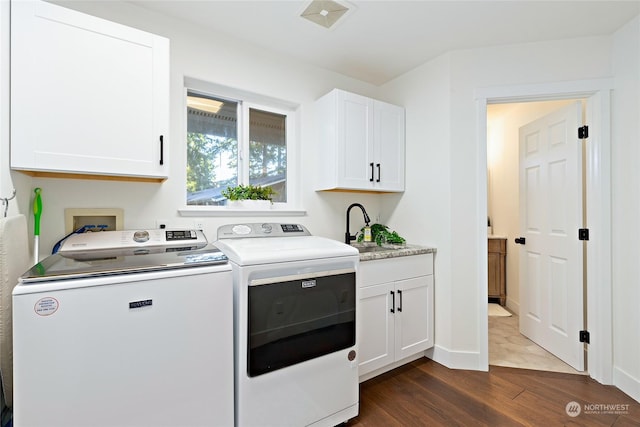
[
  {"left": 357, "top": 223, "right": 406, "bottom": 247},
  {"left": 222, "top": 184, "right": 276, "bottom": 209}
]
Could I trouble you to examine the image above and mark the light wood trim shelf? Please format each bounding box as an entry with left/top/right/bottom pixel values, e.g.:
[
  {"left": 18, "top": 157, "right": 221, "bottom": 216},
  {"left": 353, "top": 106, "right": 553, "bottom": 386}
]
[{"left": 16, "top": 170, "right": 166, "bottom": 183}]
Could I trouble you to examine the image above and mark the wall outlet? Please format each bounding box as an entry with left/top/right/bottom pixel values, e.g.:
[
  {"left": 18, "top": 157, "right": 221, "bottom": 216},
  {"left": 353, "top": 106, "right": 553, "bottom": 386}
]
[{"left": 155, "top": 219, "right": 197, "bottom": 230}]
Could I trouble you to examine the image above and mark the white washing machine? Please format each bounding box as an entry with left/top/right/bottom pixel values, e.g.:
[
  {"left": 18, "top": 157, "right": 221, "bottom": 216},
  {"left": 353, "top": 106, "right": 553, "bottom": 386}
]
[
  {"left": 215, "top": 223, "right": 360, "bottom": 427},
  {"left": 13, "top": 229, "right": 234, "bottom": 427}
]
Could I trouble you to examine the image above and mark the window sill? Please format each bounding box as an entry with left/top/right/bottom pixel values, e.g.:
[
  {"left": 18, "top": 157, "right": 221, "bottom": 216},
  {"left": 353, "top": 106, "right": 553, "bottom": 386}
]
[{"left": 178, "top": 207, "right": 307, "bottom": 217}]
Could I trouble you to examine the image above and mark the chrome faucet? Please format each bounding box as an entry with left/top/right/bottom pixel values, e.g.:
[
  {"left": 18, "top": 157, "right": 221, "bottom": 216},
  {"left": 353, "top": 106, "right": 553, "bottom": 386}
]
[{"left": 345, "top": 203, "right": 371, "bottom": 244}]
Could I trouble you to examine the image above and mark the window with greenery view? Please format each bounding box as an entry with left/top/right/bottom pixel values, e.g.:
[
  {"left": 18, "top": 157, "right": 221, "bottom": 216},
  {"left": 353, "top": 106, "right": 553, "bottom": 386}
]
[{"left": 186, "top": 90, "right": 288, "bottom": 206}]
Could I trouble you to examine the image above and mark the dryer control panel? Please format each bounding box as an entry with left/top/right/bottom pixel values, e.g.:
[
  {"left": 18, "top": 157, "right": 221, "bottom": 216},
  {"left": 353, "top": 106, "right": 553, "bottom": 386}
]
[{"left": 217, "top": 223, "right": 311, "bottom": 239}]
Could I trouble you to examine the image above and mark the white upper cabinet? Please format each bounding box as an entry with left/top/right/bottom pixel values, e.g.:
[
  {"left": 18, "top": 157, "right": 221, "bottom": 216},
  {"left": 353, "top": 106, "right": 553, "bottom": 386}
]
[
  {"left": 10, "top": 1, "right": 169, "bottom": 181},
  {"left": 315, "top": 89, "right": 405, "bottom": 192}
]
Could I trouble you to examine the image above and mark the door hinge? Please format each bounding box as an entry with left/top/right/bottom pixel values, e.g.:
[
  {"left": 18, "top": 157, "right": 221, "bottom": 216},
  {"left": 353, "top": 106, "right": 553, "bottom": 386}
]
[
  {"left": 579, "top": 330, "right": 590, "bottom": 344},
  {"left": 578, "top": 125, "right": 589, "bottom": 139},
  {"left": 578, "top": 228, "right": 589, "bottom": 241}
]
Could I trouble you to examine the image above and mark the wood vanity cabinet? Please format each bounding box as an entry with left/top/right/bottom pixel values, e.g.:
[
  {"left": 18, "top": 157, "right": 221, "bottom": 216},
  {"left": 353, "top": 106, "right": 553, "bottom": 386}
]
[{"left": 488, "top": 238, "right": 507, "bottom": 305}]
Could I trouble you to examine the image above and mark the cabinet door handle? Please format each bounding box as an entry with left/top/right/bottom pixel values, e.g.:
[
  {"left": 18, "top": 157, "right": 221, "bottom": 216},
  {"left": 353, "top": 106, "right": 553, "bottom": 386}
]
[
  {"left": 390, "top": 291, "right": 395, "bottom": 313},
  {"left": 397, "top": 289, "right": 403, "bottom": 312},
  {"left": 159, "top": 135, "right": 164, "bottom": 166},
  {"left": 370, "top": 162, "right": 375, "bottom": 182},
  {"left": 376, "top": 163, "right": 381, "bottom": 182}
]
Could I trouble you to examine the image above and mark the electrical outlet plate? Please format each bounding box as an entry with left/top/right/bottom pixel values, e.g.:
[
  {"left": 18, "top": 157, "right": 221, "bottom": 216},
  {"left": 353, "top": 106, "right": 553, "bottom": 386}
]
[
  {"left": 65, "top": 208, "right": 124, "bottom": 234},
  {"left": 155, "top": 219, "right": 198, "bottom": 230}
]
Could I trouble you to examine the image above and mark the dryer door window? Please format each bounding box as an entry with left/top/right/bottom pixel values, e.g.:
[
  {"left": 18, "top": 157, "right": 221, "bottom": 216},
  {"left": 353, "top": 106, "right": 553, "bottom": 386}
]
[{"left": 248, "top": 271, "right": 355, "bottom": 377}]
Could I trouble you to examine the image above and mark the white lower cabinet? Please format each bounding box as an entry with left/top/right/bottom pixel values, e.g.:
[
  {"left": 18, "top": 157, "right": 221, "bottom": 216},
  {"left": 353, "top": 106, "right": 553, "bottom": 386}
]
[{"left": 358, "top": 254, "right": 434, "bottom": 379}]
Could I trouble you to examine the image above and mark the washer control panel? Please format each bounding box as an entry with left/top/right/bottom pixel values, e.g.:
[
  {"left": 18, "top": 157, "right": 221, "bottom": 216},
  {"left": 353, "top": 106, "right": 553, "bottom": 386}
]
[
  {"left": 217, "top": 223, "right": 310, "bottom": 239},
  {"left": 166, "top": 230, "right": 199, "bottom": 240},
  {"left": 60, "top": 229, "right": 206, "bottom": 252}
]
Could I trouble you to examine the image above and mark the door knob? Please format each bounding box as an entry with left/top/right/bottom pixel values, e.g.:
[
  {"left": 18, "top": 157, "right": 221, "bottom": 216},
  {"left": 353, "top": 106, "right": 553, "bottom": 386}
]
[{"left": 515, "top": 237, "right": 526, "bottom": 245}]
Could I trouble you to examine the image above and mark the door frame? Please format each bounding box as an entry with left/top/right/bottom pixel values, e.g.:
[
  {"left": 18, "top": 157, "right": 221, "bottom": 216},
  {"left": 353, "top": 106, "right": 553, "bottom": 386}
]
[{"left": 475, "top": 78, "right": 613, "bottom": 385}]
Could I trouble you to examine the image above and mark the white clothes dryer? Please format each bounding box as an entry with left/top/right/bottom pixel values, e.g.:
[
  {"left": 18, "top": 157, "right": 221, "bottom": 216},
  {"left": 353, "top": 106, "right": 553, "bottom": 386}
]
[{"left": 215, "top": 223, "right": 360, "bottom": 427}]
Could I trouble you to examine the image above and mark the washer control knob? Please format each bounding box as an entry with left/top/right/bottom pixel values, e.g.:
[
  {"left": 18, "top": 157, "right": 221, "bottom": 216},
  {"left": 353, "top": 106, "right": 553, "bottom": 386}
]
[{"left": 133, "top": 230, "right": 150, "bottom": 243}]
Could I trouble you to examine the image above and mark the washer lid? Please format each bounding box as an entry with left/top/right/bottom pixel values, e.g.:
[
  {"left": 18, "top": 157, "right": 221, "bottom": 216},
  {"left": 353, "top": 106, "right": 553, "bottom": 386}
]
[
  {"left": 215, "top": 235, "right": 358, "bottom": 266},
  {"left": 20, "top": 244, "right": 228, "bottom": 283}
]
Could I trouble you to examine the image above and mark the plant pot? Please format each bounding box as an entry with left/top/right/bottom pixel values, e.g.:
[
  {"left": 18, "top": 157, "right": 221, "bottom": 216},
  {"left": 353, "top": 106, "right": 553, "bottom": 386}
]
[{"left": 226, "top": 200, "right": 272, "bottom": 209}]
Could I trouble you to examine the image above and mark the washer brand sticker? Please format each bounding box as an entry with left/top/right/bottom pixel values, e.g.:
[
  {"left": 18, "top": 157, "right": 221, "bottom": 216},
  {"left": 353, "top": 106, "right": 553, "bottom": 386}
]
[
  {"left": 34, "top": 297, "right": 59, "bottom": 316},
  {"left": 301, "top": 279, "right": 317, "bottom": 288},
  {"left": 129, "top": 299, "right": 153, "bottom": 309}
]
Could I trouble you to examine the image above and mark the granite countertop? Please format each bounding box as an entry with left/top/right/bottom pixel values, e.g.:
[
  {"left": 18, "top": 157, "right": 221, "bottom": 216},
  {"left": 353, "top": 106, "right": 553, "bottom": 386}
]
[{"left": 351, "top": 243, "right": 437, "bottom": 262}]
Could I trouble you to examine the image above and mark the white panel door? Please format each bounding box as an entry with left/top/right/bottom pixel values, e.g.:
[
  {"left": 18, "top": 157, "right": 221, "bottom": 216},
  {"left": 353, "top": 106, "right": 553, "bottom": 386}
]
[
  {"left": 395, "top": 276, "right": 433, "bottom": 360},
  {"left": 338, "top": 90, "right": 375, "bottom": 189},
  {"left": 518, "top": 101, "right": 584, "bottom": 371},
  {"left": 358, "top": 282, "right": 395, "bottom": 376},
  {"left": 374, "top": 101, "right": 405, "bottom": 191}
]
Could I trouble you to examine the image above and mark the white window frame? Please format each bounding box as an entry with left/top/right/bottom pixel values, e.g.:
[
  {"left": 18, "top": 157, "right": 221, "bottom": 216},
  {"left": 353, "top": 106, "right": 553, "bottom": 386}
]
[{"left": 179, "top": 77, "right": 304, "bottom": 217}]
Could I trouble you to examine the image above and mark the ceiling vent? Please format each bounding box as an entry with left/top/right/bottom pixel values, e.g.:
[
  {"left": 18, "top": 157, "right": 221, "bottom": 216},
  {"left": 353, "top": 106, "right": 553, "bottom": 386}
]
[{"left": 301, "top": 0, "right": 350, "bottom": 29}]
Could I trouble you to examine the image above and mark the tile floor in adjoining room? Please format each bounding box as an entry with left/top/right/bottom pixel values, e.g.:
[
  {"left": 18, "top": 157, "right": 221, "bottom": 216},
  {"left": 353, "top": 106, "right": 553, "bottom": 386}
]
[{"left": 489, "top": 308, "right": 585, "bottom": 375}]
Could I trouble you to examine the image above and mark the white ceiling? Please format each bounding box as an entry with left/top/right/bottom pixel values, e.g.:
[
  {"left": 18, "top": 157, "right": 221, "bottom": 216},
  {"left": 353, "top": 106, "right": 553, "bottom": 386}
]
[{"left": 131, "top": 0, "right": 640, "bottom": 85}]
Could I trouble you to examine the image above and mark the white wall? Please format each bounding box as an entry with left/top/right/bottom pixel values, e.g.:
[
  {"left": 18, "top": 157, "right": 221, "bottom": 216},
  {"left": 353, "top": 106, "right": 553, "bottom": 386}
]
[
  {"left": 0, "top": 1, "right": 7, "bottom": 202},
  {"left": 2, "top": 0, "right": 395, "bottom": 256},
  {"left": 381, "top": 35, "right": 618, "bottom": 369},
  {"left": 487, "top": 99, "right": 575, "bottom": 314},
  {"left": 378, "top": 54, "right": 453, "bottom": 354},
  {"left": 381, "top": 17, "right": 640, "bottom": 398},
  {"left": 611, "top": 15, "right": 640, "bottom": 402}
]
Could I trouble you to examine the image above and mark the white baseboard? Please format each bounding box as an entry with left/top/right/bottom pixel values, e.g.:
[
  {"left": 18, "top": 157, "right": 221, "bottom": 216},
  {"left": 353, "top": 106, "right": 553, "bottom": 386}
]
[
  {"left": 613, "top": 366, "right": 640, "bottom": 404},
  {"left": 505, "top": 298, "right": 520, "bottom": 316},
  {"left": 428, "top": 345, "right": 484, "bottom": 371},
  {"left": 358, "top": 345, "right": 488, "bottom": 384}
]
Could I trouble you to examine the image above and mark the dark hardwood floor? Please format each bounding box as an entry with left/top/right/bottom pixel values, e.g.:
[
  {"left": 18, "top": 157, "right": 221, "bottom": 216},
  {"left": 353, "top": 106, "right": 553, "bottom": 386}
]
[{"left": 348, "top": 358, "right": 640, "bottom": 426}]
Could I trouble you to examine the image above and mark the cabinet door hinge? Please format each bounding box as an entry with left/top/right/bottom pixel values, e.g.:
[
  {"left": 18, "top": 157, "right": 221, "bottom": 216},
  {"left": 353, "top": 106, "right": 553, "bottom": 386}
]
[
  {"left": 578, "top": 125, "right": 589, "bottom": 139},
  {"left": 578, "top": 228, "right": 589, "bottom": 241},
  {"left": 579, "top": 330, "right": 590, "bottom": 344}
]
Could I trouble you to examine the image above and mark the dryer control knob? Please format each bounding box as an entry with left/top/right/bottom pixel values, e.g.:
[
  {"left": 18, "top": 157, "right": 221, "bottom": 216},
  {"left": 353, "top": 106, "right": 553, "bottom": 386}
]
[{"left": 231, "top": 224, "right": 252, "bottom": 235}]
